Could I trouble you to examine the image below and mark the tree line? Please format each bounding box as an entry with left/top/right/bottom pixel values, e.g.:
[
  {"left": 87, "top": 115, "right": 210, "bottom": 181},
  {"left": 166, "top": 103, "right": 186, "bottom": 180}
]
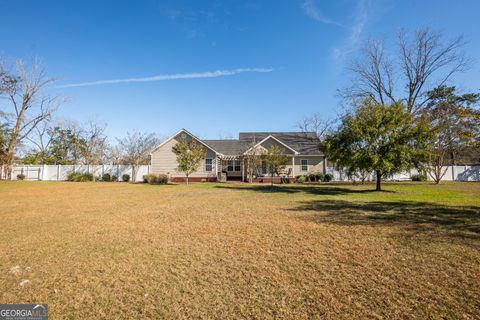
[
  {"left": 2, "top": 28, "right": 479, "bottom": 188},
  {"left": 0, "top": 60, "right": 161, "bottom": 180},
  {"left": 306, "top": 28, "right": 479, "bottom": 190}
]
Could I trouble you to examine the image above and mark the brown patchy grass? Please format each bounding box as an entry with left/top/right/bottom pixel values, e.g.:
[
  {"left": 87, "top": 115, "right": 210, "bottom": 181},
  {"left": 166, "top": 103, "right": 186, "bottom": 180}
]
[{"left": 0, "top": 181, "right": 479, "bottom": 319}]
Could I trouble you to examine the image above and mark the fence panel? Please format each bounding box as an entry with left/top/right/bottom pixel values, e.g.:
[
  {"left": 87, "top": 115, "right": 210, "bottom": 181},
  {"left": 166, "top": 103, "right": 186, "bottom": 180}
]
[{"left": 6, "top": 164, "right": 480, "bottom": 182}]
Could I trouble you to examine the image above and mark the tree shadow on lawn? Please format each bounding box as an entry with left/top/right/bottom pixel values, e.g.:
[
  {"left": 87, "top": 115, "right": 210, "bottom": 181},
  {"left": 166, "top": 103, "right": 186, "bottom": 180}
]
[
  {"left": 214, "top": 184, "right": 376, "bottom": 196},
  {"left": 291, "top": 199, "right": 480, "bottom": 241}
]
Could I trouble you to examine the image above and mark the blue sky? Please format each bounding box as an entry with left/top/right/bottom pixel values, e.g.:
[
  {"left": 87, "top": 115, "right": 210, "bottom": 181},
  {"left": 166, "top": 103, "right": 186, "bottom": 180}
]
[{"left": 1, "top": 0, "right": 479, "bottom": 140}]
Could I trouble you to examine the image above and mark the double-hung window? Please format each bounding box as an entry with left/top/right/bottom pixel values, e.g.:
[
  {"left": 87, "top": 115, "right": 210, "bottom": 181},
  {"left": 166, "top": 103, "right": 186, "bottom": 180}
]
[
  {"left": 227, "top": 160, "right": 234, "bottom": 171},
  {"left": 205, "top": 159, "right": 212, "bottom": 172},
  {"left": 301, "top": 159, "right": 308, "bottom": 171},
  {"left": 234, "top": 160, "right": 241, "bottom": 172}
]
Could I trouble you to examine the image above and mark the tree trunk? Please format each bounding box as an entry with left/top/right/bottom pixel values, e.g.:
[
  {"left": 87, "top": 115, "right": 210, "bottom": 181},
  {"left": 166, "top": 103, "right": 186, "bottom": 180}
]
[
  {"left": 186, "top": 174, "right": 189, "bottom": 185},
  {"left": 131, "top": 165, "right": 136, "bottom": 183},
  {"left": 4, "top": 152, "right": 14, "bottom": 180},
  {"left": 375, "top": 171, "right": 382, "bottom": 191}
]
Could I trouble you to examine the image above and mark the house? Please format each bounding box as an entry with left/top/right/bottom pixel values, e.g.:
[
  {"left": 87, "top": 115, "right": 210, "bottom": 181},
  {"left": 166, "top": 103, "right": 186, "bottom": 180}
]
[{"left": 150, "top": 129, "right": 326, "bottom": 182}]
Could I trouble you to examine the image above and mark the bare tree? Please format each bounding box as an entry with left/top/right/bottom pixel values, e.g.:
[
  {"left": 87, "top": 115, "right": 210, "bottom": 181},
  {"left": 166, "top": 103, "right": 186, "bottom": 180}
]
[
  {"left": 117, "top": 131, "right": 160, "bottom": 182},
  {"left": 105, "top": 144, "right": 124, "bottom": 165},
  {"left": 242, "top": 137, "right": 264, "bottom": 183},
  {"left": 25, "top": 121, "right": 53, "bottom": 156},
  {"left": 0, "top": 58, "right": 65, "bottom": 178},
  {"left": 297, "top": 113, "right": 332, "bottom": 140},
  {"left": 79, "top": 120, "right": 108, "bottom": 181},
  {"left": 343, "top": 28, "right": 468, "bottom": 115}
]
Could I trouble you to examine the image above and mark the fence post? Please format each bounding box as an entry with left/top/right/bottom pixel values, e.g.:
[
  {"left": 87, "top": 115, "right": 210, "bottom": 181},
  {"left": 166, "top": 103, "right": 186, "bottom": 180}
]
[{"left": 57, "top": 165, "right": 60, "bottom": 181}]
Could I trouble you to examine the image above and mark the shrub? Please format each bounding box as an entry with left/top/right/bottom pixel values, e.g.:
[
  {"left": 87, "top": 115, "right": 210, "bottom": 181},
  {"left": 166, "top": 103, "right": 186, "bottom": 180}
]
[
  {"left": 16, "top": 173, "right": 26, "bottom": 180},
  {"left": 315, "top": 172, "right": 324, "bottom": 182},
  {"left": 145, "top": 173, "right": 168, "bottom": 184},
  {"left": 323, "top": 173, "right": 333, "bottom": 182},
  {"left": 67, "top": 172, "right": 93, "bottom": 182},
  {"left": 296, "top": 175, "right": 306, "bottom": 184},
  {"left": 111, "top": 175, "right": 118, "bottom": 182},
  {"left": 143, "top": 175, "right": 149, "bottom": 183},
  {"left": 156, "top": 174, "right": 169, "bottom": 184},
  {"left": 308, "top": 173, "right": 316, "bottom": 182},
  {"left": 411, "top": 174, "right": 427, "bottom": 181},
  {"left": 122, "top": 174, "right": 130, "bottom": 182},
  {"left": 102, "top": 173, "right": 111, "bottom": 182}
]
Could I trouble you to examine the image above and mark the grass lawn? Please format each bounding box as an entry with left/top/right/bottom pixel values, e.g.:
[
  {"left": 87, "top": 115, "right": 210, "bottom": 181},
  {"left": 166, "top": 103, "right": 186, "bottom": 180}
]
[{"left": 1, "top": 181, "right": 479, "bottom": 319}]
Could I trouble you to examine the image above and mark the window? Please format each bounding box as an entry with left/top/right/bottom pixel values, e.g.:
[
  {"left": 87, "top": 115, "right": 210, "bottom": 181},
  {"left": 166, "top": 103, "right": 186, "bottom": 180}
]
[
  {"left": 301, "top": 159, "right": 308, "bottom": 171},
  {"left": 261, "top": 160, "right": 267, "bottom": 174},
  {"left": 205, "top": 159, "right": 212, "bottom": 172},
  {"left": 227, "top": 160, "right": 234, "bottom": 171},
  {"left": 234, "top": 160, "right": 241, "bottom": 172}
]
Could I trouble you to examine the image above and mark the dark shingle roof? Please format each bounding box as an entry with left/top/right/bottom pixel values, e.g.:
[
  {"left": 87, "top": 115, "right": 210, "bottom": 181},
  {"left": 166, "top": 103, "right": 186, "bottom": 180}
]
[
  {"left": 202, "top": 140, "right": 247, "bottom": 155},
  {"left": 202, "top": 132, "right": 322, "bottom": 156},
  {"left": 238, "top": 132, "right": 321, "bottom": 155}
]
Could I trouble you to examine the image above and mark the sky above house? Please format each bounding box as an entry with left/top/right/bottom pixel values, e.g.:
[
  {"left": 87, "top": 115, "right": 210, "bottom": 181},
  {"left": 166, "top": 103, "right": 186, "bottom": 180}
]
[{"left": 1, "top": 0, "right": 479, "bottom": 140}]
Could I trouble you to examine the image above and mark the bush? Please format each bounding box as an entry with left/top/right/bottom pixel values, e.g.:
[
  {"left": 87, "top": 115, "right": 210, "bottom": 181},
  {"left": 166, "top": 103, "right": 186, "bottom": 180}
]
[
  {"left": 308, "top": 173, "right": 316, "bottom": 182},
  {"left": 296, "top": 175, "right": 306, "bottom": 184},
  {"left": 122, "top": 174, "right": 130, "bottom": 182},
  {"left": 145, "top": 173, "right": 168, "bottom": 184},
  {"left": 323, "top": 173, "right": 333, "bottom": 182},
  {"left": 67, "top": 172, "right": 93, "bottom": 182},
  {"left": 143, "top": 175, "right": 149, "bottom": 183},
  {"left": 111, "top": 175, "right": 118, "bottom": 182},
  {"left": 411, "top": 174, "right": 427, "bottom": 181},
  {"left": 102, "top": 173, "right": 111, "bottom": 182},
  {"left": 315, "top": 172, "right": 324, "bottom": 182},
  {"left": 16, "top": 173, "right": 26, "bottom": 180}
]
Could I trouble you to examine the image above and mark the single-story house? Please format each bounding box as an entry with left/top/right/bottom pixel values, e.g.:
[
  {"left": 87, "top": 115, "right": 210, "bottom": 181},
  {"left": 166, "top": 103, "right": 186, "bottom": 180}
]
[{"left": 150, "top": 128, "right": 326, "bottom": 182}]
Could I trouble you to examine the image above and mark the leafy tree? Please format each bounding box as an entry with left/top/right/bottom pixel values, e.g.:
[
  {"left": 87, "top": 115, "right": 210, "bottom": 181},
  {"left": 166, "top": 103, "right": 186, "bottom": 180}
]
[
  {"left": 172, "top": 138, "right": 205, "bottom": 184},
  {"left": 262, "top": 145, "right": 289, "bottom": 185},
  {"left": 321, "top": 99, "right": 432, "bottom": 191},
  {"left": 117, "top": 131, "right": 160, "bottom": 182},
  {"left": 422, "top": 86, "right": 480, "bottom": 183}
]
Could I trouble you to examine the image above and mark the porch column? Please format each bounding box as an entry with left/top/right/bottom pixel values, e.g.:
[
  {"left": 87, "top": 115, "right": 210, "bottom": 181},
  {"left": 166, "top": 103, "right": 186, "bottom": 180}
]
[
  {"left": 292, "top": 156, "right": 295, "bottom": 177},
  {"left": 215, "top": 154, "right": 219, "bottom": 180},
  {"left": 242, "top": 158, "right": 245, "bottom": 182}
]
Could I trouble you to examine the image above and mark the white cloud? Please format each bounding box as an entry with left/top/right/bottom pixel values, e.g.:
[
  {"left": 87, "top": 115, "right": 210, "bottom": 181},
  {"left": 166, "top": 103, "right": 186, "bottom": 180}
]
[
  {"left": 58, "top": 67, "right": 274, "bottom": 88},
  {"left": 332, "top": 0, "right": 370, "bottom": 64},
  {"left": 301, "top": 0, "right": 342, "bottom": 26}
]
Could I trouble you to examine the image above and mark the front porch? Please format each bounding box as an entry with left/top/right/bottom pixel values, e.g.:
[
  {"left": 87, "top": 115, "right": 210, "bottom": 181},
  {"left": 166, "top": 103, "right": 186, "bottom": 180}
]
[{"left": 215, "top": 155, "right": 299, "bottom": 183}]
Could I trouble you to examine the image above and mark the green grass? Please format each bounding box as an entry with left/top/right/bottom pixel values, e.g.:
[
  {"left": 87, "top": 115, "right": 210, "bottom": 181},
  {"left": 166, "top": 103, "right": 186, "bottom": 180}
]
[{"left": 0, "top": 181, "right": 479, "bottom": 319}]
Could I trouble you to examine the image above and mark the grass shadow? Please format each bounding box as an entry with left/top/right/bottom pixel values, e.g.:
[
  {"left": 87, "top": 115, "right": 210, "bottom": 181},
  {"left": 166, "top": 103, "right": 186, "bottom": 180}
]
[
  {"left": 214, "top": 184, "right": 376, "bottom": 196},
  {"left": 292, "top": 199, "right": 480, "bottom": 241}
]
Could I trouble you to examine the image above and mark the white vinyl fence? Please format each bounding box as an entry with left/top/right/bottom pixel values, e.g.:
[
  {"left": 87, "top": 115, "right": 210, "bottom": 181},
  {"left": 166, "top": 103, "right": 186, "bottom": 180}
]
[
  {"left": 5, "top": 164, "right": 480, "bottom": 182},
  {"left": 10, "top": 165, "right": 151, "bottom": 182},
  {"left": 327, "top": 165, "right": 480, "bottom": 182}
]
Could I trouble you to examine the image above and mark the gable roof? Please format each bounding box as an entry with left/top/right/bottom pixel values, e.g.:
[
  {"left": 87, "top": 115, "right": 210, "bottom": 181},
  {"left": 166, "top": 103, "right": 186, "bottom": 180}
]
[
  {"left": 150, "top": 128, "right": 220, "bottom": 155},
  {"left": 239, "top": 132, "right": 322, "bottom": 155},
  {"left": 243, "top": 135, "right": 299, "bottom": 155},
  {"left": 151, "top": 129, "right": 322, "bottom": 156}
]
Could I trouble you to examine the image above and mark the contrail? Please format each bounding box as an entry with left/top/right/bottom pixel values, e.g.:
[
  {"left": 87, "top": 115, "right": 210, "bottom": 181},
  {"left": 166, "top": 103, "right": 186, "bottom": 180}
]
[{"left": 58, "top": 67, "right": 274, "bottom": 88}]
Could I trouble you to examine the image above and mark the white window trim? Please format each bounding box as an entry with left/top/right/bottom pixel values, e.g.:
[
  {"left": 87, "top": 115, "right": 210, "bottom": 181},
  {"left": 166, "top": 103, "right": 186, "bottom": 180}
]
[
  {"left": 205, "top": 158, "right": 213, "bottom": 172},
  {"left": 301, "top": 159, "right": 308, "bottom": 172}
]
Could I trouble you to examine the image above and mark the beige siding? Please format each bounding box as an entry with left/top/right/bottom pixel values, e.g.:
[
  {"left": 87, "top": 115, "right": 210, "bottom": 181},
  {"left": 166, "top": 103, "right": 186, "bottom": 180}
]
[
  {"left": 151, "top": 133, "right": 218, "bottom": 178},
  {"left": 258, "top": 137, "right": 295, "bottom": 155},
  {"left": 288, "top": 156, "right": 324, "bottom": 176}
]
